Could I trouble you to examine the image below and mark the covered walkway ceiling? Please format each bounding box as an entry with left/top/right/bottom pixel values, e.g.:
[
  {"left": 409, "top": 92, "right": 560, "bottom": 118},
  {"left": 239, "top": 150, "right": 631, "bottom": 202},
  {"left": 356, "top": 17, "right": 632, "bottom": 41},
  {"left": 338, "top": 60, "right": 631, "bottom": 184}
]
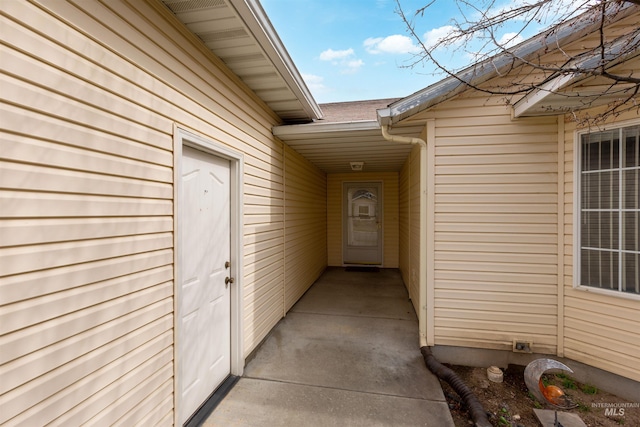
[
  {"left": 161, "top": 0, "right": 639, "bottom": 175},
  {"left": 274, "top": 121, "right": 422, "bottom": 174},
  {"left": 160, "top": 0, "right": 425, "bottom": 174},
  {"left": 274, "top": 99, "right": 425, "bottom": 174}
]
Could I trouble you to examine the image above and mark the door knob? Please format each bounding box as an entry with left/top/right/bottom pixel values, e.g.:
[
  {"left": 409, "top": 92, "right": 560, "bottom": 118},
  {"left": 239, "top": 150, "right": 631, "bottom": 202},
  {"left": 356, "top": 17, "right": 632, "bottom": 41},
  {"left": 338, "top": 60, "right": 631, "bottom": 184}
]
[{"left": 225, "top": 277, "right": 234, "bottom": 288}]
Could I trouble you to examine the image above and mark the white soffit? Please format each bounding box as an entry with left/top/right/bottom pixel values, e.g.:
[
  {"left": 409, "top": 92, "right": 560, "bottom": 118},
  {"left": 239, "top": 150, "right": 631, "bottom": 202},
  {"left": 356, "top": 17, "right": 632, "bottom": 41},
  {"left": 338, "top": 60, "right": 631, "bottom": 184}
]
[
  {"left": 161, "top": 0, "right": 322, "bottom": 123},
  {"left": 274, "top": 121, "right": 424, "bottom": 173}
]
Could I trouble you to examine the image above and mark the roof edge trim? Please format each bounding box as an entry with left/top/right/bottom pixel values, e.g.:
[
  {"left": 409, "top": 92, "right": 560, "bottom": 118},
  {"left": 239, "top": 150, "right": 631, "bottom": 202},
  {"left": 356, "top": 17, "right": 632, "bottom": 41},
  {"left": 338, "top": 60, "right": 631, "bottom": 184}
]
[
  {"left": 512, "top": 73, "right": 576, "bottom": 117},
  {"left": 229, "top": 0, "right": 323, "bottom": 121},
  {"left": 385, "top": 3, "right": 637, "bottom": 124},
  {"left": 513, "top": 29, "right": 640, "bottom": 117}
]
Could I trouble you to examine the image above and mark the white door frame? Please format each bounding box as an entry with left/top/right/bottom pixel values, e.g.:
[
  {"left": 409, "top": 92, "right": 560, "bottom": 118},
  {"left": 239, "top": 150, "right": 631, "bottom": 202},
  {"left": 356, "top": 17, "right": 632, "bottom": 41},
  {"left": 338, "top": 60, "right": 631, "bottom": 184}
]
[{"left": 173, "top": 126, "right": 244, "bottom": 425}]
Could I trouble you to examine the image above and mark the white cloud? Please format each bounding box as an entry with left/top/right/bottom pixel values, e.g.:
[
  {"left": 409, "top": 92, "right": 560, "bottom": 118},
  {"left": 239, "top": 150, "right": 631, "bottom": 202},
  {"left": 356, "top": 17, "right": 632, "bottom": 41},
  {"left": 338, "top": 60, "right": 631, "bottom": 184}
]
[
  {"left": 498, "top": 32, "right": 524, "bottom": 48},
  {"left": 363, "top": 37, "right": 383, "bottom": 53},
  {"left": 302, "top": 73, "right": 327, "bottom": 93},
  {"left": 364, "top": 35, "right": 420, "bottom": 55},
  {"left": 318, "top": 48, "right": 364, "bottom": 74},
  {"left": 422, "top": 25, "right": 456, "bottom": 50},
  {"left": 341, "top": 59, "right": 365, "bottom": 74},
  {"left": 319, "top": 48, "right": 354, "bottom": 61}
]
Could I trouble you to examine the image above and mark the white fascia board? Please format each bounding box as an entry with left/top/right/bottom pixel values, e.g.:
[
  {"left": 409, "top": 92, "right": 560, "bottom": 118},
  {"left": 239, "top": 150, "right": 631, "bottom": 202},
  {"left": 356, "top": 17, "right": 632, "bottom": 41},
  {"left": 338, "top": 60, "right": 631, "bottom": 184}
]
[
  {"left": 229, "top": 0, "right": 323, "bottom": 121},
  {"left": 385, "top": 77, "right": 466, "bottom": 124},
  {"left": 513, "top": 72, "right": 578, "bottom": 117},
  {"left": 514, "top": 30, "right": 640, "bottom": 117},
  {"left": 273, "top": 120, "right": 380, "bottom": 137}
]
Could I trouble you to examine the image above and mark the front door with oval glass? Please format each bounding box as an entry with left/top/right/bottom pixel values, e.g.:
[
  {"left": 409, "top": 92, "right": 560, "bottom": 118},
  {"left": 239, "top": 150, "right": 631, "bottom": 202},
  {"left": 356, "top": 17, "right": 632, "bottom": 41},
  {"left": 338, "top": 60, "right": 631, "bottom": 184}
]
[{"left": 343, "top": 182, "right": 383, "bottom": 265}]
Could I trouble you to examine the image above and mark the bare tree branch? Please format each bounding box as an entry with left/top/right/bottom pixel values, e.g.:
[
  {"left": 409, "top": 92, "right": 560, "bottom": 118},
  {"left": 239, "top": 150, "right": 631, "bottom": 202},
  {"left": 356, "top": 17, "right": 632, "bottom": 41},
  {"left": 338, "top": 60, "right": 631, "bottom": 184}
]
[{"left": 397, "top": 0, "right": 640, "bottom": 124}]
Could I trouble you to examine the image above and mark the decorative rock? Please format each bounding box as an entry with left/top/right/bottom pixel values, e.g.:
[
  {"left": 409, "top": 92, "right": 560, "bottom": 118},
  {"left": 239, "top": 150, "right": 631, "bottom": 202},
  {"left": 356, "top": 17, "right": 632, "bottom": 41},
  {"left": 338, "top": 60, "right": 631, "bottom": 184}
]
[{"left": 487, "top": 366, "right": 503, "bottom": 383}]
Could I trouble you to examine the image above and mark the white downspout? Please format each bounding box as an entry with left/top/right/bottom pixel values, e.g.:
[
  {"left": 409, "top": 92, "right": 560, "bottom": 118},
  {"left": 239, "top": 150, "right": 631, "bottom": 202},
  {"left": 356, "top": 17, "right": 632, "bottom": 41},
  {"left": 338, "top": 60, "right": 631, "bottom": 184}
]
[{"left": 380, "top": 125, "right": 428, "bottom": 348}]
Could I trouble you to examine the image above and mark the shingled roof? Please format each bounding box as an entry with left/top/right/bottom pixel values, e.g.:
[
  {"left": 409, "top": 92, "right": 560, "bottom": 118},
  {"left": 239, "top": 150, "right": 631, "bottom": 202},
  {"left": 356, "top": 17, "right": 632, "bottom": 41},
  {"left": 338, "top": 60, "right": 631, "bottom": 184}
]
[{"left": 318, "top": 98, "right": 401, "bottom": 123}]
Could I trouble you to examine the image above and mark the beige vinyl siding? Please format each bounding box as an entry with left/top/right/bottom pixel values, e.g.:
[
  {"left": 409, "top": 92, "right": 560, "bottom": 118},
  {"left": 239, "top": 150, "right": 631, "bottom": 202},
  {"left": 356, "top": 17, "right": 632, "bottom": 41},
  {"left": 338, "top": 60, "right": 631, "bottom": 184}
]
[
  {"left": 423, "top": 96, "right": 560, "bottom": 354},
  {"left": 327, "top": 175, "right": 342, "bottom": 265},
  {"left": 242, "top": 142, "right": 285, "bottom": 355},
  {"left": 399, "top": 11, "right": 640, "bottom": 380},
  {"left": 327, "top": 172, "right": 400, "bottom": 268},
  {"left": 409, "top": 146, "right": 422, "bottom": 313},
  {"left": 563, "top": 109, "right": 640, "bottom": 382},
  {"left": 1, "top": 0, "right": 285, "bottom": 424},
  {"left": 399, "top": 150, "right": 411, "bottom": 291},
  {"left": 398, "top": 146, "right": 422, "bottom": 312},
  {"left": 386, "top": 174, "right": 401, "bottom": 267},
  {"left": 283, "top": 145, "right": 327, "bottom": 312}
]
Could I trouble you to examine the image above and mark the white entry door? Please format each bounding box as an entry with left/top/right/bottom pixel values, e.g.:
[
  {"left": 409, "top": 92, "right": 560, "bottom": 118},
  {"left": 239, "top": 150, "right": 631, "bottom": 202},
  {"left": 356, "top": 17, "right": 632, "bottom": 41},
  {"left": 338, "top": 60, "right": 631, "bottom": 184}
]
[
  {"left": 179, "top": 146, "right": 231, "bottom": 425},
  {"left": 343, "top": 182, "right": 383, "bottom": 265}
]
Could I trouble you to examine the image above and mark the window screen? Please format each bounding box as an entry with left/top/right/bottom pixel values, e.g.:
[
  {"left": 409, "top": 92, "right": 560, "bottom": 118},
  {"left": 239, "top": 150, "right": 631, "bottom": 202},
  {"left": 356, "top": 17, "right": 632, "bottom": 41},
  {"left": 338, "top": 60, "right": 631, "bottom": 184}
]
[{"left": 580, "top": 125, "right": 639, "bottom": 294}]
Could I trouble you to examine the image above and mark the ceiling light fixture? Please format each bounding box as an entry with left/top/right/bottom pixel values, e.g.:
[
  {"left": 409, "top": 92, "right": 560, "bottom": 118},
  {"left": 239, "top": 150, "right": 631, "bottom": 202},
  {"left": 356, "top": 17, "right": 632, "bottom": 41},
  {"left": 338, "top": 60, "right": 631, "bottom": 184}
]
[{"left": 350, "top": 161, "right": 364, "bottom": 171}]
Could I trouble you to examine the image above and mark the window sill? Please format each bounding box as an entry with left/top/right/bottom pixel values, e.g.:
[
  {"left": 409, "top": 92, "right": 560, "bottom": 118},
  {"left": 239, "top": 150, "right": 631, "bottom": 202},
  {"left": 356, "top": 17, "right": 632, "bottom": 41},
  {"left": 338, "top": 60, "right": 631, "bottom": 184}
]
[{"left": 573, "top": 284, "right": 640, "bottom": 302}]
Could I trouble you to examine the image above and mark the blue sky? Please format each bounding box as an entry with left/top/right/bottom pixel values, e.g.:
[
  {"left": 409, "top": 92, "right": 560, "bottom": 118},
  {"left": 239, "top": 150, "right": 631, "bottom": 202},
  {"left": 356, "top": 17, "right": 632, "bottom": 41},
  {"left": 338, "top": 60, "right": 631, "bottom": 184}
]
[
  {"left": 260, "top": 0, "right": 534, "bottom": 103},
  {"left": 260, "top": 0, "right": 570, "bottom": 104},
  {"left": 260, "top": 0, "right": 456, "bottom": 103}
]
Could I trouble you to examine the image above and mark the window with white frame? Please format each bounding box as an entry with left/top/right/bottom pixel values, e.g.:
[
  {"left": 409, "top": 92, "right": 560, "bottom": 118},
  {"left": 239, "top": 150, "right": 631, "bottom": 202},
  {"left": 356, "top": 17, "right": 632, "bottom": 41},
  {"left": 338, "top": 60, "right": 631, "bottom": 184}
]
[{"left": 579, "top": 124, "right": 639, "bottom": 295}]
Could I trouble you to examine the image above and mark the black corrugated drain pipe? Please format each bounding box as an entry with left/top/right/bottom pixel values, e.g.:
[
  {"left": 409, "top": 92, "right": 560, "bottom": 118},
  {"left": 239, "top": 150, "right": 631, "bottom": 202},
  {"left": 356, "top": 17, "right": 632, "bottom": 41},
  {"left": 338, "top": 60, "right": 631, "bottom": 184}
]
[{"left": 420, "top": 346, "right": 492, "bottom": 427}]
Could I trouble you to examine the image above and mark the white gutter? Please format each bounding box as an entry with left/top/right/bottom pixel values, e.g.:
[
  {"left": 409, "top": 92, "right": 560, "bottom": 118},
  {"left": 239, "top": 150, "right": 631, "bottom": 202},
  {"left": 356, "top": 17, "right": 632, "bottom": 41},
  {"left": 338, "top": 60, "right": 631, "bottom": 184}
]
[{"left": 380, "top": 125, "right": 428, "bottom": 347}]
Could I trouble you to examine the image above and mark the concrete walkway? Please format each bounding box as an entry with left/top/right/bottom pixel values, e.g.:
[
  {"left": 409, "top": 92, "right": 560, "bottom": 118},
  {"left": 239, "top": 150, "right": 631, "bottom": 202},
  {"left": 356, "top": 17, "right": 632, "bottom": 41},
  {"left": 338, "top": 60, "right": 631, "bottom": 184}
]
[{"left": 203, "top": 267, "right": 454, "bottom": 426}]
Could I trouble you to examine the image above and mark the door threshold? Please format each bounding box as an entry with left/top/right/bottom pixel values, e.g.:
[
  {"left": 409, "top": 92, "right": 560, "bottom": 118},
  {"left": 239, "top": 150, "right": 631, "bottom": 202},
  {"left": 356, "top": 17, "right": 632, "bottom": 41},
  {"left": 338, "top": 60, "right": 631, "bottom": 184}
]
[
  {"left": 184, "top": 375, "right": 240, "bottom": 427},
  {"left": 344, "top": 266, "right": 380, "bottom": 272}
]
